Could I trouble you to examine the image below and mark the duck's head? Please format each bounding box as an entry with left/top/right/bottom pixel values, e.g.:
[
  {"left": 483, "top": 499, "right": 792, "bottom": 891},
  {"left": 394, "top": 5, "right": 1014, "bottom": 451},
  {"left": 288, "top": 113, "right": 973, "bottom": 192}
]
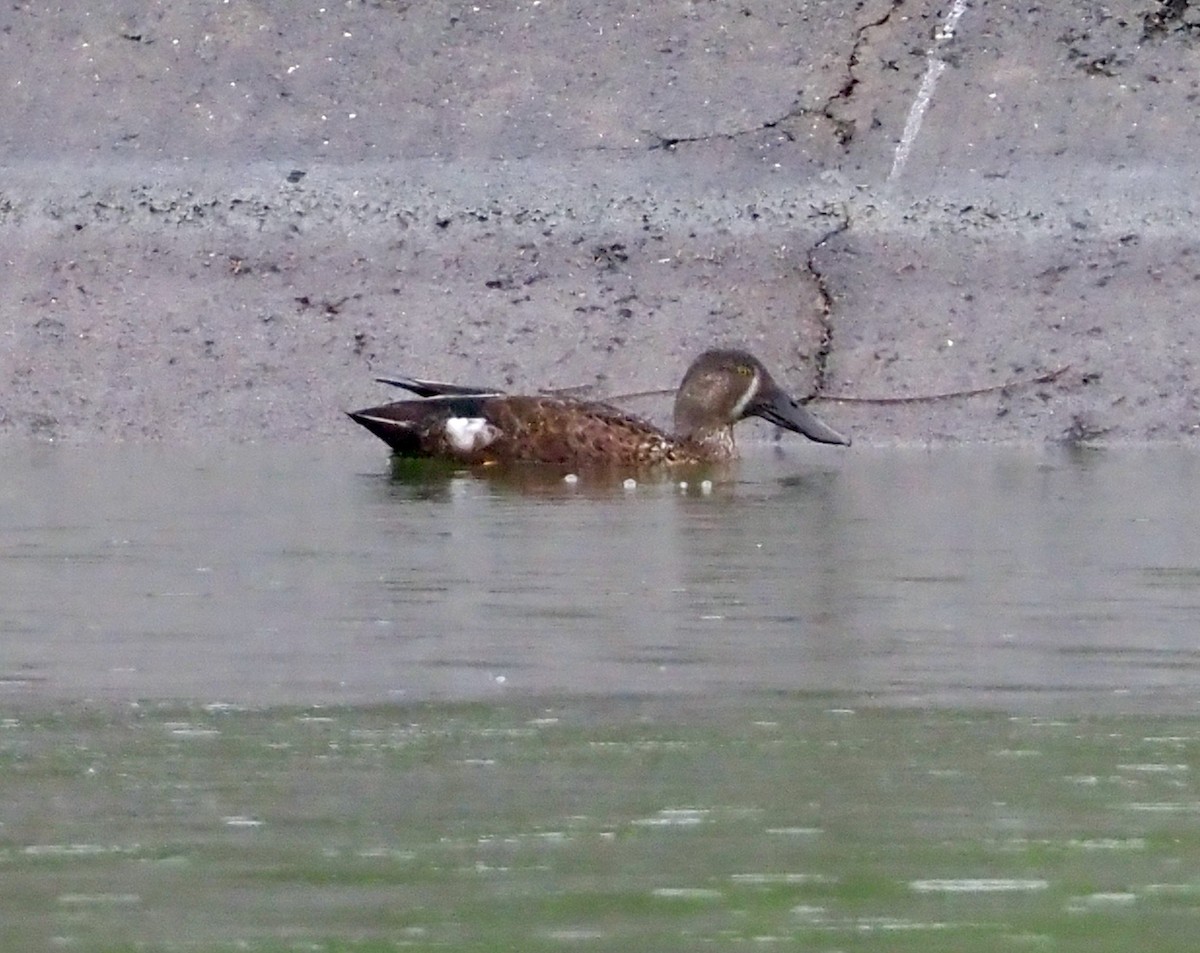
[{"left": 672, "top": 349, "right": 851, "bottom": 446}]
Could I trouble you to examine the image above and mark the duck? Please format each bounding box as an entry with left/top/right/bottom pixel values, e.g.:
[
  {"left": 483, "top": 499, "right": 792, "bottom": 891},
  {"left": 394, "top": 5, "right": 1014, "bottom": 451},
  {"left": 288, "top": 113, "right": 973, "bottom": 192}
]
[{"left": 347, "top": 349, "right": 850, "bottom": 468}]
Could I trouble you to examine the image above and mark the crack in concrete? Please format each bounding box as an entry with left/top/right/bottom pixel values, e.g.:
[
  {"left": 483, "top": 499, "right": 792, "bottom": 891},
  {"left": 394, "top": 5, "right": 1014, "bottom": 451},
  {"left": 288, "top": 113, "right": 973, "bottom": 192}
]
[
  {"left": 774, "top": 0, "right": 907, "bottom": 147},
  {"left": 616, "top": 7, "right": 902, "bottom": 400},
  {"left": 426, "top": 4, "right": 906, "bottom": 163},
  {"left": 804, "top": 204, "right": 852, "bottom": 396},
  {"left": 645, "top": 0, "right": 904, "bottom": 152},
  {"left": 792, "top": 5, "right": 904, "bottom": 391}
]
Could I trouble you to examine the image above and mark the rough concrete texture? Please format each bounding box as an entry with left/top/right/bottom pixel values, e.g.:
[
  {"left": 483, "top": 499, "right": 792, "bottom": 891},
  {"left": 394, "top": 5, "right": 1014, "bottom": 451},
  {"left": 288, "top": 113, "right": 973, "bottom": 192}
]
[{"left": 1, "top": 1, "right": 1198, "bottom": 445}]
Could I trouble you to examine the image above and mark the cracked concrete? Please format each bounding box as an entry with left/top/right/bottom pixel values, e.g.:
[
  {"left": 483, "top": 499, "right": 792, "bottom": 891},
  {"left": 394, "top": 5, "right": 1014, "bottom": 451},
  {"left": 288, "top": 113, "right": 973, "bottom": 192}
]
[
  {"left": 803, "top": 205, "right": 853, "bottom": 397},
  {"left": 1, "top": 1, "right": 1199, "bottom": 445},
  {"left": 816, "top": 0, "right": 905, "bottom": 146}
]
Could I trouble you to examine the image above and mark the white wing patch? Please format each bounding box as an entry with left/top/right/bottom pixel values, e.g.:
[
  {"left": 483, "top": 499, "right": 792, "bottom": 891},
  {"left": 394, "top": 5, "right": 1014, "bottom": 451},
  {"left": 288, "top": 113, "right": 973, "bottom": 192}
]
[{"left": 445, "top": 417, "right": 501, "bottom": 452}]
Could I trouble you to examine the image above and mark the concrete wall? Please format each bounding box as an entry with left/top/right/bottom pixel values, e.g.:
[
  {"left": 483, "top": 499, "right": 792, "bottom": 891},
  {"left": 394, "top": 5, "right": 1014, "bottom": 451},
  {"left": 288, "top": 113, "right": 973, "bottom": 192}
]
[{"left": 1, "top": 1, "right": 1197, "bottom": 443}]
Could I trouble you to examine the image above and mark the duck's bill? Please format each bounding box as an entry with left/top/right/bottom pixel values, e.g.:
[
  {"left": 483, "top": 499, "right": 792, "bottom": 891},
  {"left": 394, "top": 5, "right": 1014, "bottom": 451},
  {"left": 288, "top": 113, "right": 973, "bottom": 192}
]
[{"left": 750, "top": 386, "right": 851, "bottom": 446}]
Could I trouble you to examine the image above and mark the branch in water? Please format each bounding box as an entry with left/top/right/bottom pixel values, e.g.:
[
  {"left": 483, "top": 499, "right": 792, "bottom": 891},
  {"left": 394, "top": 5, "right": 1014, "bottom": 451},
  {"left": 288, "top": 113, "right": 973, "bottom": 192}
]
[
  {"left": 543, "top": 365, "right": 1074, "bottom": 406},
  {"left": 824, "top": 365, "right": 1072, "bottom": 405}
]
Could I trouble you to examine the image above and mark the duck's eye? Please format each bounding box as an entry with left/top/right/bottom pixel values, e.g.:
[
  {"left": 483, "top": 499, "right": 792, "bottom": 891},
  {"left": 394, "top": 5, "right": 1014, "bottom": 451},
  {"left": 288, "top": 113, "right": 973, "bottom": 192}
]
[{"left": 736, "top": 364, "right": 753, "bottom": 377}]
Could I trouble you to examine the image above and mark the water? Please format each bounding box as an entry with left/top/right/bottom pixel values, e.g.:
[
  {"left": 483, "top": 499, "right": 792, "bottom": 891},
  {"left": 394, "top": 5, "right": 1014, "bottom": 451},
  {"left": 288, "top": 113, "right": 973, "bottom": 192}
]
[
  {"left": 5, "top": 443, "right": 1200, "bottom": 711},
  {"left": 2, "top": 443, "right": 1200, "bottom": 950}
]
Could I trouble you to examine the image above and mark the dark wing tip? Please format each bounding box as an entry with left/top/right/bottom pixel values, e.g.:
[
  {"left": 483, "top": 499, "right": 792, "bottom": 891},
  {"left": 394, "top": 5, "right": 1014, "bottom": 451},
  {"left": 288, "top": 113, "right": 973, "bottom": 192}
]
[{"left": 375, "top": 376, "right": 503, "bottom": 398}]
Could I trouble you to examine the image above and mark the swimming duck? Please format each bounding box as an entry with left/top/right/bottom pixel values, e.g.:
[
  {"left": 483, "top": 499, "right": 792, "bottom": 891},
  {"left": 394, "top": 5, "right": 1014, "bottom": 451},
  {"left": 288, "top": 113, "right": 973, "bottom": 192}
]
[{"left": 348, "top": 349, "right": 850, "bottom": 467}]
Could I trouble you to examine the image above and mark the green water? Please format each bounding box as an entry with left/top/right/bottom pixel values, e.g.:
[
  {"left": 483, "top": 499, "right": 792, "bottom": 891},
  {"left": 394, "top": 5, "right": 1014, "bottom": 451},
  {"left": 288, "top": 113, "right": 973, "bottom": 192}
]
[
  {"left": 4, "top": 694, "right": 1199, "bottom": 951},
  {"left": 6, "top": 445, "right": 1200, "bottom": 949}
]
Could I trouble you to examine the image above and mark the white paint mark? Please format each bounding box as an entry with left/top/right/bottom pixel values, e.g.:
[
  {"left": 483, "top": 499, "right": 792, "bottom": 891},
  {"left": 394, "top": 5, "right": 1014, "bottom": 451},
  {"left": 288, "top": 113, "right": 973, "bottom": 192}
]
[
  {"left": 889, "top": 0, "right": 970, "bottom": 181},
  {"left": 891, "top": 59, "right": 945, "bottom": 178}
]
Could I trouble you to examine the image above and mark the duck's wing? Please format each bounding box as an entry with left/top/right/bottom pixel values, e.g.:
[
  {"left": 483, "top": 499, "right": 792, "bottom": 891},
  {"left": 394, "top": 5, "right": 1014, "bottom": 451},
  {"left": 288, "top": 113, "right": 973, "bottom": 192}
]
[
  {"left": 349, "top": 393, "right": 677, "bottom": 466},
  {"left": 374, "top": 375, "right": 503, "bottom": 398},
  {"left": 482, "top": 397, "right": 678, "bottom": 466}
]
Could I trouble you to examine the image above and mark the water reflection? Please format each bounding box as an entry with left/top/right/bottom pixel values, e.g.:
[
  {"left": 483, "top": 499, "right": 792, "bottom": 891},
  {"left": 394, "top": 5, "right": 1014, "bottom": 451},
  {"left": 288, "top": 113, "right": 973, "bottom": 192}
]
[{"left": 2, "top": 442, "right": 1199, "bottom": 713}]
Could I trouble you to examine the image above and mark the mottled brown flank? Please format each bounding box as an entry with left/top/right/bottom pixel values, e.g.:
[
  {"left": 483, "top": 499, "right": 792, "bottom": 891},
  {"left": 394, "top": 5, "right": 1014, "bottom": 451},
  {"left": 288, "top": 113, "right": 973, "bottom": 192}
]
[{"left": 456, "top": 396, "right": 718, "bottom": 467}]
